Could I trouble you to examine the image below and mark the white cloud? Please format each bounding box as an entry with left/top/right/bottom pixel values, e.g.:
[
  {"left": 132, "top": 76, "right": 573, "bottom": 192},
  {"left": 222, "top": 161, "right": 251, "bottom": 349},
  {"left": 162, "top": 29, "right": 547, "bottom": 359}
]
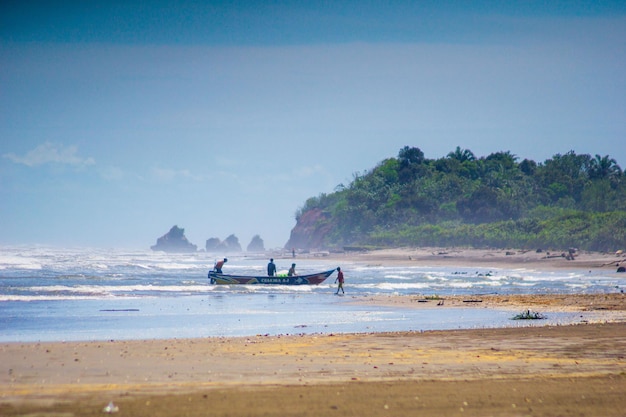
[
  {"left": 150, "top": 166, "right": 206, "bottom": 182},
  {"left": 3, "top": 142, "right": 95, "bottom": 168},
  {"left": 99, "top": 165, "right": 126, "bottom": 181},
  {"left": 293, "top": 164, "right": 327, "bottom": 178}
]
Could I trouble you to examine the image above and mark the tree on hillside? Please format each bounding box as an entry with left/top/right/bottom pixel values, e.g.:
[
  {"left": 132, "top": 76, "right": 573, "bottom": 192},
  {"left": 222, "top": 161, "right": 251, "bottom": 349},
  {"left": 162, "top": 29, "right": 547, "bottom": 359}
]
[
  {"left": 535, "top": 151, "right": 592, "bottom": 204},
  {"left": 483, "top": 151, "right": 518, "bottom": 172},
  {"left": 398, "top": 146, "right": 425, "bottom": 166},
  {"left": 447, "top": 146, "right": 475, "bottom": 162},
  {"left": 397, "top": 146, "right": 430, "bottom": 183},
  {"left": 519, "top": 158, "right": 537, "bottom": 176},
  {"left": 589, "top": 154, "right": 622, "bottom": 181}
]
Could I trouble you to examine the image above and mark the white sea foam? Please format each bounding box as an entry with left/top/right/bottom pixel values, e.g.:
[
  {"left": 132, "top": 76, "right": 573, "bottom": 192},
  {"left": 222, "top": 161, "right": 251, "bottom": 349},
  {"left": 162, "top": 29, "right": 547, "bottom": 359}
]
[
  {"left": 359, "top": 282, "right": 432, "bottom": 291},
  {"left": 0, "top": 255, "right": 43, "bottom": 270},
  {"left": 23, "top": 284, "right": 214, "bottom": 294}
]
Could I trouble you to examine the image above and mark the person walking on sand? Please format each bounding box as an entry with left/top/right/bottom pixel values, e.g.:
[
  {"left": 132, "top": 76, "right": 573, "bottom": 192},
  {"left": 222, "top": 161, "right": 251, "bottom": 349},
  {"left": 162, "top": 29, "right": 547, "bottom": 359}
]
[
  {"left": 213, "top": 258, "right": 227, "bottom": 274},
  {"left": 335, "top": 267, "right": 344, "bottom": 294},
  {"left": 267, "top": 258, "right": 277, "bottom": 277}
]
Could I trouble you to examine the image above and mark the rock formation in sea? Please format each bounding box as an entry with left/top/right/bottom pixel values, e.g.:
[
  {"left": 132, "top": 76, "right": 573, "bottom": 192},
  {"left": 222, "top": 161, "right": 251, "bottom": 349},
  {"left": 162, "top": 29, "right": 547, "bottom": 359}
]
[
  {"left": 284, "top": 208, "right": 334, "bottom": 250},
  {"left": 205, "top": 237, "right": 221, "bottom": 252},
  {"left": 246, "top": 235, "right": 265, "bottom": 252},
  {"left": 205, "top": 234, "right": 242, "bottom": 253},
  {"left": 151, "top": 225, "right": 198, "bottom": 253}
]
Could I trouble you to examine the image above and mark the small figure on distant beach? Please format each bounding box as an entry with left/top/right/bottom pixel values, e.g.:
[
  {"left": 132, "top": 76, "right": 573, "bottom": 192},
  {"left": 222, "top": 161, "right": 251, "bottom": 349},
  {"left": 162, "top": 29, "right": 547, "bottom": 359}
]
[
  {"left": 292, "top": 248, "right": 296, "bottom": 258},
  {"left": 288, "top": 263, "right": 297, "bottom": 276},
  {"left": 335, "top": 267, "right": 344, "bottom": 294},
  {"left": 213, "top": 258, "right": 227, "bottom": 274},
  {"left": 267, "top": 258, "right": 277, "bottom": 276},
  {"left": 102, "top": 401, "right": 119, "bottom": 413}
]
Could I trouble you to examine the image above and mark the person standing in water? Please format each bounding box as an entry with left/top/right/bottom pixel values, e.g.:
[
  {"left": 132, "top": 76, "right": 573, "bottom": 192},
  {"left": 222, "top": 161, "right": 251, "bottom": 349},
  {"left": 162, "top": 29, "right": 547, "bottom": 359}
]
[
  {"left": 213, "top": 258, "right": 227, "bottom": 274},
  {"left": 335, "top": 267, "right": 344, "bottom": 294},
  {"left": 267, "top": 258, "right": 277, "bottom": 276}
]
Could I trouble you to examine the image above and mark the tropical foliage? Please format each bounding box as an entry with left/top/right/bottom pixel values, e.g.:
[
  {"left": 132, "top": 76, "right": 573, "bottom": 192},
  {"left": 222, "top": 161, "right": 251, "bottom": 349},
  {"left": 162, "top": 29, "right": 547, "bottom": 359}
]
[{"left": 296, "top": 147, "right": 626, "bottom": 251}]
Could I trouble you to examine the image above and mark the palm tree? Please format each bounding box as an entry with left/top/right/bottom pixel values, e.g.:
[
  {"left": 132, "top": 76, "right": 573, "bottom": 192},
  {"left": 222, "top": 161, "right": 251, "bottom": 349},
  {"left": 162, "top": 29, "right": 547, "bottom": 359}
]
[
  {"left": 589, "top": 154, "right": 622, "bottom": 180},
  {"left": 447, "top": 146, "right": 475, "bottom": 163}
]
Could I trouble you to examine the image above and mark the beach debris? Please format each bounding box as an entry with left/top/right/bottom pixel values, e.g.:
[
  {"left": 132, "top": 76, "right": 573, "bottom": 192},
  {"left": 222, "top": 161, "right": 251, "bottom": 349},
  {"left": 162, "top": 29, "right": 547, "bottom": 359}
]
[
  {"left": 416, "top": 295, "right": 445, "bottom": 305},
  {"left": 424, "top": 295, "right": 443, "bottom": 300},
  {"left": 565, "top": 248, "right": 578, "bottom": 260},
  {"left": 512, "top": 310, "right": 546, "bottom": 320},
  {"left": 103, "top": 401, "right": 119, "bottom": 413}
]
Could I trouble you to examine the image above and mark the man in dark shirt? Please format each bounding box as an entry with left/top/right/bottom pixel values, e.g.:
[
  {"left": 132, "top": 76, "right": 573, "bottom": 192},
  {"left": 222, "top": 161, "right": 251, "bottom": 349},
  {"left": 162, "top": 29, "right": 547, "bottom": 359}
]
[
  {"left": 267, "top": 258, "right": 277, "bottom": 276},
  {"left": 335, "top": 267, "right": 344, "bottom": 294}
]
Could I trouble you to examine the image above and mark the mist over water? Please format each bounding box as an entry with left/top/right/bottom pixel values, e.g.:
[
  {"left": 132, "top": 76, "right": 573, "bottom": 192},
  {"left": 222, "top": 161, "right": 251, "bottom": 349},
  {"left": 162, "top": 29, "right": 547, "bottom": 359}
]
[{"left": 1, "top": 246, "right": 624, "bottom": 342}]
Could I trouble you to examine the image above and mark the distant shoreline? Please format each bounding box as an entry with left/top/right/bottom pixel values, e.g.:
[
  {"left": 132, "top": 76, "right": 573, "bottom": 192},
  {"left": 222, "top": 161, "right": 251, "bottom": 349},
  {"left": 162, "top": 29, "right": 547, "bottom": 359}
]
[{"left": 283, "top": 246, "right": 626, "bottom": 271}]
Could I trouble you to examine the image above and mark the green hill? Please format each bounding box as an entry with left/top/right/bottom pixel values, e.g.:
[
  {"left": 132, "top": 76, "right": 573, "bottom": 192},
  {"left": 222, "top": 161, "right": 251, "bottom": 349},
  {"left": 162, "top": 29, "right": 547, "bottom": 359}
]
[{"left": 286, "top": 147, "right": 626, "bottom": 252}]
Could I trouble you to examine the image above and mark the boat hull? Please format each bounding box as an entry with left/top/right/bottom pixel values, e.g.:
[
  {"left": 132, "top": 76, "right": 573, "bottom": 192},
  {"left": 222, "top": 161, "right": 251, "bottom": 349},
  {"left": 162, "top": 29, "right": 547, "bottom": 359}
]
[{"left": 208, "top": 269, "right": 335, "bottom": 285}]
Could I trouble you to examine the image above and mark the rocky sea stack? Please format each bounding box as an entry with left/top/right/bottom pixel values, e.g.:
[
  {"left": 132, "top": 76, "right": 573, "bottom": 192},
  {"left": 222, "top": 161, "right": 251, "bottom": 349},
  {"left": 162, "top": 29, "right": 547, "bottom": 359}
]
[
  {"left": 151, "top": 225, "right": 198, "bottom": 253},
  {"left": 205, "top": 234, "right": 242, "bottom": 253},
  {"left": 247, "top": 234, "right": 265, "bottom": 252}
]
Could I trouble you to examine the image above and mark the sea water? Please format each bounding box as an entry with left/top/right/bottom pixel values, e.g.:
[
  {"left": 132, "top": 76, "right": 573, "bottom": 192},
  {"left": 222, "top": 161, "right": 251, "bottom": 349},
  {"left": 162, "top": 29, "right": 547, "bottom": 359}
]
[{"left": 1, "top": 245, "right": 624, "bottom": 342}]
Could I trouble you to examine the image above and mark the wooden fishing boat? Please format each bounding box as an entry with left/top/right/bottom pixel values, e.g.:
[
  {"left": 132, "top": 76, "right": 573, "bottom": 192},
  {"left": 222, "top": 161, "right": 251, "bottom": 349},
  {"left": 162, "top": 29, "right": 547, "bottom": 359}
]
[{"left": 208, "top": 269, "right": 336, "bottom": 285}]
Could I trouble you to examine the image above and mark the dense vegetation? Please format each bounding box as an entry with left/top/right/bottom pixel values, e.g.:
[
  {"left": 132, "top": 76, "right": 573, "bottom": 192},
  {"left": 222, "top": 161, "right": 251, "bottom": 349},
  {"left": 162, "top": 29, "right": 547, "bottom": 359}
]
[{"left": 297, "top": 147, "right": 626, "bottom": 251}]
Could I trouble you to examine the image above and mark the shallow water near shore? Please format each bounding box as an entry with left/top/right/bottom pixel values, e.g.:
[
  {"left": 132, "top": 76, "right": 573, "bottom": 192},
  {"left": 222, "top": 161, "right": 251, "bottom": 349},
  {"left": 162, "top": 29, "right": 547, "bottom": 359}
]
[
  {"left": 1, "top": 293, "right": 597, "bottom": 342},
  {"left": 1, "top": 246, "right": 624, "bottom": 342}
]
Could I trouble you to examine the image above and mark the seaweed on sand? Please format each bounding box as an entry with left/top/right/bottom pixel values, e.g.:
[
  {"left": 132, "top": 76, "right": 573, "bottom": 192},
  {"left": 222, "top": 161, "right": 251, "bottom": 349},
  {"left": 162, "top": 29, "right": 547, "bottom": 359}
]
[{"left": 512, "top": 309, "right": 546, "bottom": 320}]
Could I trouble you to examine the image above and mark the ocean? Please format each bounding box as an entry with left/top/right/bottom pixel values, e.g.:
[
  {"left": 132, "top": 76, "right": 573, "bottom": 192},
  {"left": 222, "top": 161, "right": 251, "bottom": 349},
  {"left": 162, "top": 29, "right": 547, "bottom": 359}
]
[{"left": 1, "top": 245, "right": 624, "bottom": 342}]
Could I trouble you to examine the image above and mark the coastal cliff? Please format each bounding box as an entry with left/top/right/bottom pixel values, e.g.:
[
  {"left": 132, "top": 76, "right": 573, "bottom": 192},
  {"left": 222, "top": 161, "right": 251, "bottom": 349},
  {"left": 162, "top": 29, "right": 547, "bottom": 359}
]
[{"left": 285, "top": 208, "right": 335, "bottom": 251}]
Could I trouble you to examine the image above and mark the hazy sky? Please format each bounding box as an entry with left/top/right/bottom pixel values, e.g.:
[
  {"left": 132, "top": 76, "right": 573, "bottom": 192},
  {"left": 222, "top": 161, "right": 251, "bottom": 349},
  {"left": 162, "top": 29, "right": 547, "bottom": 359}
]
[{"left": 1, "top": 1, "right": 625, "bottom": 249}]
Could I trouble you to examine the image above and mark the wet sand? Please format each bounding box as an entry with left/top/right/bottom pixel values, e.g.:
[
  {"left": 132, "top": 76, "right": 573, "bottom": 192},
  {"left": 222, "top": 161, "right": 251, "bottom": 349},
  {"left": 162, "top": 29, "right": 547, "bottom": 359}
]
[
  {"left": 308, "top": 246, "right": 626, "bottom": 271},
  {"left": 2, "top": 248, "right": 626, "bottom": 416}
]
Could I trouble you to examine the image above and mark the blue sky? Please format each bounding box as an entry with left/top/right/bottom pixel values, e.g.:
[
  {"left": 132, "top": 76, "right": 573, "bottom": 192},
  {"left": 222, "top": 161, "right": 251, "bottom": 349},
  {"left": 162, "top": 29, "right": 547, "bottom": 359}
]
[{"left": 1, "top": 1, "right": 625, "bottom": 249}]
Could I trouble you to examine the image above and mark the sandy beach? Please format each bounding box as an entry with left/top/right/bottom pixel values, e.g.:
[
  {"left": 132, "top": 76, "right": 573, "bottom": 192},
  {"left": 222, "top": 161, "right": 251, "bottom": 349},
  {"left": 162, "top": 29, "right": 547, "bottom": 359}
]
[
  {"left": 2, "top": 247, "right": 625, "bottom": 416},
  {"left": 312, "top": 246, "right": 626, "bottom": 271}
]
